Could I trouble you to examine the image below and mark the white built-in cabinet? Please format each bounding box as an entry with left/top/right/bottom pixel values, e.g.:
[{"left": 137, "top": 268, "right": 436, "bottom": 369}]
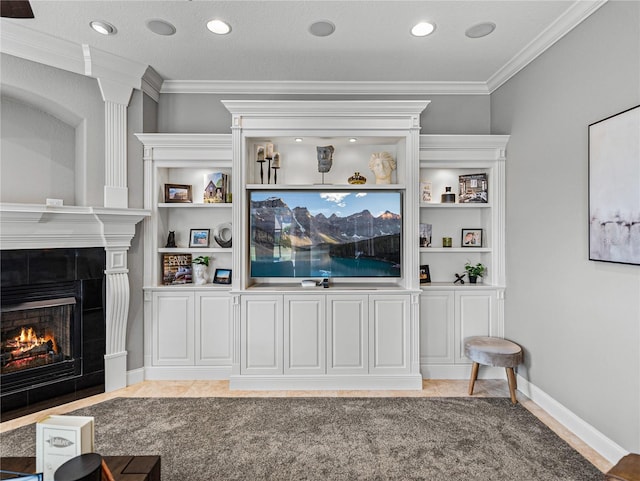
[{"left": 136, "top": 104, "right": 509, "bottom": 385}]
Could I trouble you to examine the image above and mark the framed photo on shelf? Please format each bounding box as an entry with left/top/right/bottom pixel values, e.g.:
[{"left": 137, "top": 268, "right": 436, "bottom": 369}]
[
  {"left": 419, "top": 265, "right": 431, "bottom": 284},
  {"left": 189, "top": 228, "right": 210, "bottom": 248},
  {"left": 420, "top": 181, "right": 432, "bottom": 203},
  {"left": 162, "top": 254, "right": 192, "bottom": 285},
  {"left": 164, "top": 184, "right": 192, "bottom": 203},
  {"left": 459, "top": 173, "right": 488, "bottom": 203},
  {"left": 589, "top": 104, "right": 640, "bottom": 265},
  {"left": 461, "top": 228, "right": 483, "bottom": 247},
  {"left": 419, "top": 223, "right": 432, "bottom": 247},
  {"left": 213, "top": 268, "right": 232, "bottom": 284}
]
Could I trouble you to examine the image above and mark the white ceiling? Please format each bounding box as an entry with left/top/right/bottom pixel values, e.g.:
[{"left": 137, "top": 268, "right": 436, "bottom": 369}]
[{"left": 1, "top": 0, "right": 606, "bottom": 92}]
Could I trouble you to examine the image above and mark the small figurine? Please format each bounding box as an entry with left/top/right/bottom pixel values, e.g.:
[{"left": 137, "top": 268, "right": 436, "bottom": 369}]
[
  {"left": 165, "top": 231, "right": 176, "bottom": 248},
  {"left": 454, "top": 273, "right": 466, "bottom": 284},
  {"left": 368, "top": 151, "right": 396, "bottom": 184},
  {"left": 317, "top": 145, "right": 335, "bottom": 173}
]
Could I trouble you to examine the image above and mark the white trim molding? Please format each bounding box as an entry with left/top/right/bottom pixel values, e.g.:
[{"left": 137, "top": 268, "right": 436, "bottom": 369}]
[
  {"left": 161, "top": 80, "right": 489, "bottom": 96},
  {"left": 517, "top": 374, "right": 628, "bottom": 465},
  {"left": 487, "top": 0, "right": 608, "bottom": 92}
]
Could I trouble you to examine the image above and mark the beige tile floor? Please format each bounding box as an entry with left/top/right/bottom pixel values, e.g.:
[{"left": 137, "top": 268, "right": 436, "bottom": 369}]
[{"left": 0, "top": 379, "right": 611, "bottom": 473}]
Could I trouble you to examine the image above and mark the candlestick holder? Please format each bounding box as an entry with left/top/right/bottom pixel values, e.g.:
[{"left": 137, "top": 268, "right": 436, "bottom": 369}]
[
  {"left": 266, "top": 156, "right": 272, "bottom": 184},
  {"left": 257, "top": 159, "right": 265, "bottom": 184}
]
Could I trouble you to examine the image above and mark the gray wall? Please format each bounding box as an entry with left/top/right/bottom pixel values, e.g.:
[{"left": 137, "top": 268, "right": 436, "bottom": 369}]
[
  {"left": 491, "top": 0, "right": 640, "bottom": 453},
  {"left": 158, "top": 93, "right": 491, "bottom": 134},
  {"left": 0, "top": 53, "right": 105, "bottom": 207}
]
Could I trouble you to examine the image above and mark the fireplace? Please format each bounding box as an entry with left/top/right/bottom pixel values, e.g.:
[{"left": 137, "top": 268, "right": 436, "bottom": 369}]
[{"left": 0, "top": 248, "right": 106, "bottom": 420}]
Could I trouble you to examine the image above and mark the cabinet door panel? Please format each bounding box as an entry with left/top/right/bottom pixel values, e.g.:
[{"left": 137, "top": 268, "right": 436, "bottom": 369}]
[
  {"left": 455, "top": 291, "right": 494, "bottom": 363},
  {"left": 241, "top": 296, "right": 283, "bottom": 374},
  {"left": 153, "top": 292, "right": 194, "bottom": 366},
  {"left": 369, "top": 295, "right": 410, "bottom": 373},
  {"left": 420, "top": 291, "right": 455, "bottom": 364},
  {"left": 326, "top": 296, "right": 368, "bottom": 374},
  {"left": 284, "top": 296, "right": 325, "bottom": 374},
  {"left": 196, "top": 293, "right": 232, "bottom": 366}
]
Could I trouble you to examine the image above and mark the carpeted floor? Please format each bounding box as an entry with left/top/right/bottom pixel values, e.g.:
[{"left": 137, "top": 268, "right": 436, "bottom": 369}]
[{"left": 0, "top": 397, "right": 602, "bottom": 480}]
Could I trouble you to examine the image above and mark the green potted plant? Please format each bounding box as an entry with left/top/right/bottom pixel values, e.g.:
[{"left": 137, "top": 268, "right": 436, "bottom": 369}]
[
  {"left": 464, "top": 262, "right": 486, "bottom": 284},
  {"left": 192, "top": 256, "right": 210, "bottom": 285}
]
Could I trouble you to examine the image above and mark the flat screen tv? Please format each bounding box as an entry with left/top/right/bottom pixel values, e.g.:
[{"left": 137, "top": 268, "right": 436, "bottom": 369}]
[{"left": 249, "top": 190, "right": 402, "bottom": 278}]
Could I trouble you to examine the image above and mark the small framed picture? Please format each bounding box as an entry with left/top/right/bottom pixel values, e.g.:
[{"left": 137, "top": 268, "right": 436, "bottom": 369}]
[
  {"left": 419, "top": 265, "right": 431, "bottom": 284},
  {"left": 189, "top": 229, "right": 210, "bottom": 248},
  {"left": 164, "top": 183, "right": 192, "bottom": 203},
  {"left": 461, "top": 228, "right": 483, "bottom": 247},
  {"left": 420, "top": 181, "right": 432, "bottom": 203},
  {"left": 213, "top": 268, "right": 232, "bottom": 284}
]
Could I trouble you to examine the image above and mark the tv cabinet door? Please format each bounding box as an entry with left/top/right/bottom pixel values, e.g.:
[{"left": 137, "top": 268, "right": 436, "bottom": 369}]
[
  {"left": 284, "top": 295, "right": 326, "bottom": 375},
  {"left": 326, "top": 295, "right": 369, "bottom": 375},
  {"left": 152, "top": 291, "right": 195, "bottom": 366},
  {"left": 241, "top": 295, "right": 283, "bottom": 375},
  {"left": 369, "top": 295, "right": 411, "bottom": 374}
]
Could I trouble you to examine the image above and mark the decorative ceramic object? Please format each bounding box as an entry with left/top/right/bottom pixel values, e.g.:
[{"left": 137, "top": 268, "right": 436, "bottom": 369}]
[
  {"left": 348, "top": 172, "right": 367, "bottom": 184},
  {"left": 368, "top": 152, "right": 396, "bottom": 184},
  {"left": 441, "top": 186, "right": 456, "bottom": 203}
]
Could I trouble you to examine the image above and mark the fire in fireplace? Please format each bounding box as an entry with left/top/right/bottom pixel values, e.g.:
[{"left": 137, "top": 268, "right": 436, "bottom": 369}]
[{"left": 1, "top": 298, "right": 75, "bottom": 375}]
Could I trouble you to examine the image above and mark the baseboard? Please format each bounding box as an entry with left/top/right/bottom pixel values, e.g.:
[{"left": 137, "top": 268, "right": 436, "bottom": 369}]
[
  {"left": 144, "top": 365, "right": 232, "bottom": 380},
  {"left": 229, "top": 374, "right": 423, "bottom": 391},
  {"left": 516, "top": 374, "right": 628, "bottom": 465},
  {"left": 126, "top": 367, "right": 145, "bottom": 386},
  {"left": 421, "top": 364, "right": 506, "bottom": 380}
]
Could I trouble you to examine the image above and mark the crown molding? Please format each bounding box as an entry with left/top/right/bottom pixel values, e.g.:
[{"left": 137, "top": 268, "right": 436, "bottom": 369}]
[
  {"left": 160, "top": 80, "right": 490, "bottom": 96},
  {"left": 141, "top": 66, "right": 164, "bottom": 102},
  {"left": 487, "top": 0, "right": 608, "bottom": 93},
  {"left": 0, "top": 20, "right": 85, "bottom": 75}
]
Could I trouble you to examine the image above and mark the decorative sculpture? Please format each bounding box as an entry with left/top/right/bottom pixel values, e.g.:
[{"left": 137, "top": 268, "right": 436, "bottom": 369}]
[
  {"left": 317, "top": 145, "right": 335, "bottom": 184},
  {"left": 454, "top": 273, "right": 466, "bottom": 284},
  {"left": 368, "top": 151, "right": 396, "bottom": 184},
  {"left": 165, "top": 231, "right": 176, "bottom": 248}
]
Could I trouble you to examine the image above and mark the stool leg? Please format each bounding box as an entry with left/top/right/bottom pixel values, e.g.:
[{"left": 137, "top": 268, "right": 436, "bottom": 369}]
[
  {"left": 468, "top": 362, "right": 479, "bottom": 395},
  {"left": 506, "top": 367, "right": 518, "bottom": 404}
]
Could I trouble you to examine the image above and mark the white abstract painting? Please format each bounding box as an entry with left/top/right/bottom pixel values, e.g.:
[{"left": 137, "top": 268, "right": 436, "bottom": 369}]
[{"left": 589, "top": 105, "right": 640, "bottom": 265}]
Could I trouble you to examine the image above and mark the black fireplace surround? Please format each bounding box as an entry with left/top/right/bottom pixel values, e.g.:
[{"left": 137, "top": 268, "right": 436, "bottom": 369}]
[{"left": 1, "top": 248, "right": 106, "bottom": 420}]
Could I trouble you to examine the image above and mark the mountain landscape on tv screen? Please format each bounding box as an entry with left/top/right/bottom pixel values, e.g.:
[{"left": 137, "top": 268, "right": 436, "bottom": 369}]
[{"left": 251, "top": 195, "right": 401, "bottom": 276}]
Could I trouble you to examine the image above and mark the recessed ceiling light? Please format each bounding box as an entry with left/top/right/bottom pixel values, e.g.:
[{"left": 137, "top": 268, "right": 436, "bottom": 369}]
[
  {"left": 309, "top": 20, "right": 335, "bottom": 37},
  {"left": 465, "top": 22, "right": 496, "bottom": 38},
  {"left": 207, "top": 19, "right": 231, "bottom": 35},
  {"left": 349, "top": 138, "right": 358, "bottom": 143},
  {"left": 411, "top": 22, "right": 436, "bottom": 37},
  {"left": 90, "top": 20, "right": 116, "bottom": 36},
  {"left": 146, "top": 19, "right": 176, "bottom": 36},
  {"left": 295, "top": 138, "right": 303, "bottom": 142}
]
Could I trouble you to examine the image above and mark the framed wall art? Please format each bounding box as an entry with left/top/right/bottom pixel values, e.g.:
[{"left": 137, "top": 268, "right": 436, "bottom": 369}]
[
  {"left": 461, "top": 228, "right": 483, "bottom": 247},
  {"left": 164, "top": 184, "right": 192, "bottom": 203},
  {"left": 589, "top": 105, "right": 640, "bottom": 265},
  {"left": 189, "top": 229, "right": 210, "bottom": 248},
  {"left": 419, "top": 265, "right": 431, "bottom": 284}
]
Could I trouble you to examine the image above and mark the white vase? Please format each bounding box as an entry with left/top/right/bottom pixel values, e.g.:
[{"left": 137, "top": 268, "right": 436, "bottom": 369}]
[{"left": 193, "top": 264, "right": 208, "bottom": 285}]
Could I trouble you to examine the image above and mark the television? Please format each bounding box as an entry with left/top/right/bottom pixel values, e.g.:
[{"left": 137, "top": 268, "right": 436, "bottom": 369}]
[{"left": 249, "top": 190, "right": 402, "bottom": 278}]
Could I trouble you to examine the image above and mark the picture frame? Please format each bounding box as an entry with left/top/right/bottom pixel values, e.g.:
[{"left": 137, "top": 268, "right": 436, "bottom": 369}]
[
  {"left": 213, "top": 268, "right": 232, "bottom": 284},
  {"left": 419, "top": 223, "right": 432, "bottom": 247},
  {"left": 420, "top": 181, "right": 432, "bottom": 203},
  {"left": 162, "top": 254, "right": 192, "bottom": 285},
  {"left": 164, "top": 183, "right": 192, "bottom": 203},
  {"left": 189, "top": 228, "right": 210, "bottom": 248},
  {"left": 419, "top": 265, "right": 431, "bottom": 284},
  {"left": 461, "top": 228, "right": 483, "bottom": 247},
  {"left": 589, "top": 105, "right": 640, "bottom": 265},
  {"left": 459, "top": 173, "right": 488, "bottom": 203}
]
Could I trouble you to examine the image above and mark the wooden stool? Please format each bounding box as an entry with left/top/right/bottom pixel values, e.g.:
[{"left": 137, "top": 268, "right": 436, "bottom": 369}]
[
  {"left": 464, "top": 336, "right": 523, "bottom": 404},
  {"left": 606, "top": 454, "right": 640, "bottom": 481}
]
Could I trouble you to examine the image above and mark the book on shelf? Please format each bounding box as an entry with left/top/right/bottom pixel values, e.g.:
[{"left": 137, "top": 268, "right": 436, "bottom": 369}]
[
  {"left": 419, "top": 181, "right": 432, "bottom": 203},
  {"left": 162, "top": 253, "right": 192, "bottom": 285},
  {"left": 419, "top": 223, "right": 432, "bottom": 247},
  {"left": 204, "top": 172, "right": 230, "bottom": 203},
  {"left": 459, "top": 173, "right": 488, "bottom": 203}
]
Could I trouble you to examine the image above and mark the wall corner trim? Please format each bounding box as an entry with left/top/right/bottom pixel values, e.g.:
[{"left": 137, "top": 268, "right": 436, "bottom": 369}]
[{"left": 516, "top": 374, "right": 628, "bottom": 464}]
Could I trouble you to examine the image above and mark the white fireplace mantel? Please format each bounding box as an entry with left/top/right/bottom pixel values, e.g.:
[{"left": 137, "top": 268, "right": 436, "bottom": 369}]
[
  {"left": 0, "top": 202, "right": 149, "bottom": 392},
  {"left": 0, "top": 203, "right": 148, "bottom": 250}
]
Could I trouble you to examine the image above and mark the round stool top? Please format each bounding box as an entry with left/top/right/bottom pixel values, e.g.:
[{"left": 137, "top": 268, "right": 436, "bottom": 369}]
[
  {"left": 464, "top": 336, "right": 523, "bottom": 368},
  {"left": 54, "top": 453, "right": 102, "bottom": 481}
]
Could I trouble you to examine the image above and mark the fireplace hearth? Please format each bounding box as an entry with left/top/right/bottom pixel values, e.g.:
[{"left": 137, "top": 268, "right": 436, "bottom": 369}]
[{"left": 0, "top": 248, "right": 106, "bottom": 420}]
